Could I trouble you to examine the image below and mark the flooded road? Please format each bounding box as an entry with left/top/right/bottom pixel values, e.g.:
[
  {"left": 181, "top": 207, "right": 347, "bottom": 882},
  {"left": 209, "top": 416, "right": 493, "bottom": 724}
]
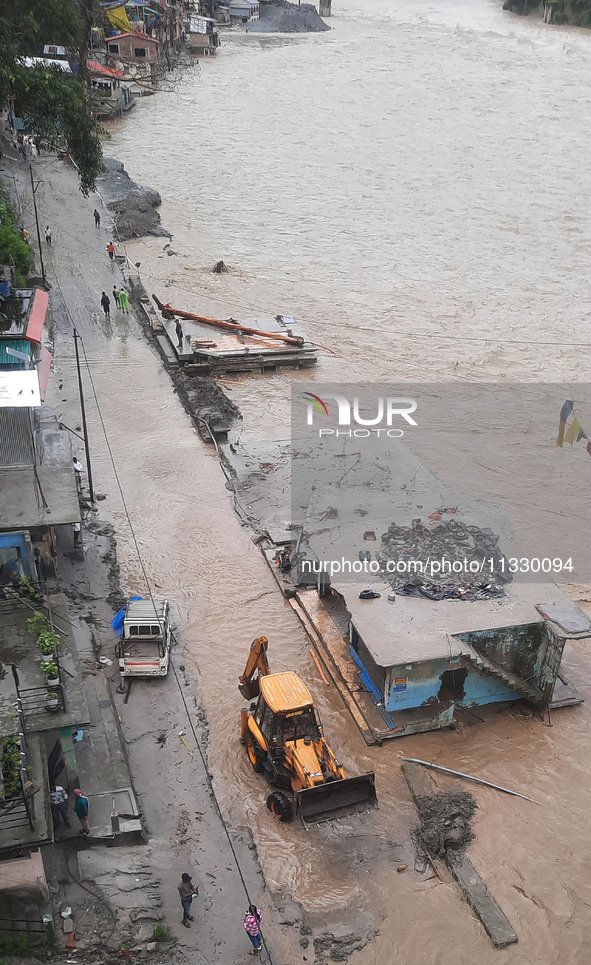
[{"left": 62, "top": 0, "right": 591, "bottom": 959}]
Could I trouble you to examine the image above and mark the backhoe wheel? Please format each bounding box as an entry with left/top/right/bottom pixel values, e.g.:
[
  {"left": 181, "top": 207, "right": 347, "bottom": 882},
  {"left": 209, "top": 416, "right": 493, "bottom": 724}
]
[
  {"left": 246, "top": 736, "right": 265, "bottom": 773},
  {"left": 266, "top": 791, "right": 294, "bottom": 823}
]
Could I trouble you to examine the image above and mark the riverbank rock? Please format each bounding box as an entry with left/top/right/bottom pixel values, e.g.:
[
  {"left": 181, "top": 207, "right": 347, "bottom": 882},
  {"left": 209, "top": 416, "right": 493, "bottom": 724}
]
[
  {"left": 99, "top": 159, "right": 171, "bottom": 240},
  {"left": 245, "top": 1, "right": 330, "bottom": 32}
]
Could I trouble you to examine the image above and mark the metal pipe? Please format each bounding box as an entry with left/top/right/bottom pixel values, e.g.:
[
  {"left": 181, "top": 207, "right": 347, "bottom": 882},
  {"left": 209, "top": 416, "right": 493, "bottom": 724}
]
[
  {"left": 152, "top": 294, "right": 305, "bottom": 346},
  {"left": 73, "top": 329, "right": 94, "bottom": 502},
  {"left": 401, "top": 757, "right": 538, "bottom": 804},
  {"left": 29, "top": 163, "right": 46, "bottom": 288}
]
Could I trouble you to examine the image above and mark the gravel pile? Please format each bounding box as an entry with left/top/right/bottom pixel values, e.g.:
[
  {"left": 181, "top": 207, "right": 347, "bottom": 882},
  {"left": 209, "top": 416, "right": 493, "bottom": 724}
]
[
  {"left": 99, "top": 158, "right": 170, "bottom": 240},
  {"left": 245, "top": 1, "right": 330, "bottom": 33}
]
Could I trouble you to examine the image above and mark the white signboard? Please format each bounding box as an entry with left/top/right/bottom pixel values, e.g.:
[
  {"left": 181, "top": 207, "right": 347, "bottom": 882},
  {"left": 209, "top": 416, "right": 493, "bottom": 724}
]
[
  {"left": 0, "top": 370, "right": 41, "bottom": 407},
  {"left": 44, "top": 45, "right": 66, "bottom": 56}
]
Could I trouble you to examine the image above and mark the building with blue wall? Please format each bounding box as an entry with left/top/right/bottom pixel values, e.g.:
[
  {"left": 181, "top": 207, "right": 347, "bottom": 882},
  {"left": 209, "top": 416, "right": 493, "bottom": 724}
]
[{"left": 332, "top": 581, "right": 587, "bottom": 738}]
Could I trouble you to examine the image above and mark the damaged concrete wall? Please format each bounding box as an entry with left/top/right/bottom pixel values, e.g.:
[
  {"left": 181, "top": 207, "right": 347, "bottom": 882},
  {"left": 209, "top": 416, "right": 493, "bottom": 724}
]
[
  {"left": 384, "top": 656, "right": 522, "bottom": 712},
  {"left": 459, "top": 622, "right": 545, "bottom": 683}
]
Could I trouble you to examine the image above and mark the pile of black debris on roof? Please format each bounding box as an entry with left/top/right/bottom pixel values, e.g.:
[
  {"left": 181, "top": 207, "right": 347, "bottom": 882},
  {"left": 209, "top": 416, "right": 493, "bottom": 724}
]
[
  {"left": 412, "top": 789, "right": 478, "bottom": 860},
  {"left": 377, "top": 509, "right": 511, "bottom": 601}
]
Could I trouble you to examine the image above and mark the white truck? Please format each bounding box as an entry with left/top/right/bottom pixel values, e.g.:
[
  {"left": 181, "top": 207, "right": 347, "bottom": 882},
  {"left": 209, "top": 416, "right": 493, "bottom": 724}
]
[{"left": 117, "top": 599, "right": 172, "bottom": 677}]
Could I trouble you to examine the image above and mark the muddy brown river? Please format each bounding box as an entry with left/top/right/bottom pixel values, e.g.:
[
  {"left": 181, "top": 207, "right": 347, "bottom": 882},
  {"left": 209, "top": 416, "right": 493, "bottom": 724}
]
[{"left": 79, "top": 0, "right": 591, "bottom": 960}]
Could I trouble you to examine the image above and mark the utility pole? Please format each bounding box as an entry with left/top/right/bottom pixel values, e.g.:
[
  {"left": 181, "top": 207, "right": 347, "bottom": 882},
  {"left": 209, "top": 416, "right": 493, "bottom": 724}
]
[
  {"left": 29, "top": 164, "right": 46, "bottom": 288},
  {"left": 73, "top": 329, "right": 95, "bottom": 503}
]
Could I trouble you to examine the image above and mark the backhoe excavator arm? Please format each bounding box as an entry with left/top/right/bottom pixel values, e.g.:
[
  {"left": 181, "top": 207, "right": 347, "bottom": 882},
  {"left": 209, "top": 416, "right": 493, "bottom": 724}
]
[{"left": 239, "top": 636, "right": 271, "bottom": 700}]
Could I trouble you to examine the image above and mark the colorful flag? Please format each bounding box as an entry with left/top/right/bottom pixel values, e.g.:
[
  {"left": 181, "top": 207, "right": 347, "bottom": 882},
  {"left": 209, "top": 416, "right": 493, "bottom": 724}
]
[
  {"left": 577, "top": 426, "right": 587, "bottom": 443},
  {"left": 560, "top": 400, "right": 574, "bottom": 422},
  {"left": 557, "top": 419, "right": 566, "bottom": 448},
  {"left": 587, "top": 441, "right": 591, "bottom": 458},
  {"left": 564, "top": 417, "right": 582, "bottom": 446},
  {"left": 107, "top": 3, "right": 130, "bottom": 32}
]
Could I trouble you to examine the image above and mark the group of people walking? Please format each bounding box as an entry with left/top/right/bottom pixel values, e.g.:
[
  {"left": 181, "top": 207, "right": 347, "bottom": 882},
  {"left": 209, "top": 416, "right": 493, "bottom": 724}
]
[
  {"left": 178, "top": 872, "right": 264, "bottom": 955},
  {"left": 101, "top": 287, "right": 129, "bottom": 319}
]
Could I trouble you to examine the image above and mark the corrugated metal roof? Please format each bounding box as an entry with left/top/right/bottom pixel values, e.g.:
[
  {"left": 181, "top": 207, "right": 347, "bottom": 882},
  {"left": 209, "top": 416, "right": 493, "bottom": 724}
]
[
  {"left": 125, "top": 599, "right": 168, "bottom": 622},
  {"left": 0, "top": 340, "right": 32, "bottom": 365},
  {"left": 0, "top": 408, "right": 34, "bottom": 467}
]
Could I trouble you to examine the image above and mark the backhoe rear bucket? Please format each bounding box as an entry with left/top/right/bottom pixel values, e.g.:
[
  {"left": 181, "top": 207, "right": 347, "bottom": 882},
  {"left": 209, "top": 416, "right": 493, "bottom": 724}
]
[{"left": 294, "top": 772, "right": 378, "bottom": 826}]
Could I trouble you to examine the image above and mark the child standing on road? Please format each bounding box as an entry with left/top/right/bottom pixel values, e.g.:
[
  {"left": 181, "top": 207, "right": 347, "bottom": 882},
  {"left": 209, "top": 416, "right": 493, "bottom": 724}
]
[
  {"left": 178, "top": 873, "right": 198, "bottom": 927},
  {"left": 244, "top": 905, "right": 263, "bottom": 955}
]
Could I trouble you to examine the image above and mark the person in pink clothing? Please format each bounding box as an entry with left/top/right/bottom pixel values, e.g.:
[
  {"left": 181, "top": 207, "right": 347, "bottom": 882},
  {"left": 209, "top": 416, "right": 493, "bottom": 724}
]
[{"left": 244, "top": 905, "right": 262, "bottom": 955}]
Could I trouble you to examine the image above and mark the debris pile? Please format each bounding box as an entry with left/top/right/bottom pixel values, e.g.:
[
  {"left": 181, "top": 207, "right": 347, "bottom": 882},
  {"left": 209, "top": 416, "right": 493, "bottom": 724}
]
[
  {"left": 377, "top": 510, "right": 510, "bottom": 601},
  {"left": 245, "top": 0, "right": 330, "bottom": 33},
  {"left": 413, "top": 789, "right": 478, "bottom": 859},
  {"left": 100, "top": 159, "right": 171, "bottom": 240}
]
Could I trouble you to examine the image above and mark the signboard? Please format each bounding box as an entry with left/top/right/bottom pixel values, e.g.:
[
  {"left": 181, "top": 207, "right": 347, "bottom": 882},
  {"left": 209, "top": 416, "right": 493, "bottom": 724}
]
[
  {"left": 392, "top": 677, "right": 408, "bottom": 693},
  {"left": 43, "top": 45, "right": 66, "bottom": 56},
  {"left": 0, "top": 370, "right": 41, "bottom": 407}
]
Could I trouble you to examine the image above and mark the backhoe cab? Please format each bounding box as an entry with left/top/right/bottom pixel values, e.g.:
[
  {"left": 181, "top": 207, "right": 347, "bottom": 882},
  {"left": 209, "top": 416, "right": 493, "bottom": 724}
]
[{"left": 239, "top": 637, "right": 377, "bottom": 826}]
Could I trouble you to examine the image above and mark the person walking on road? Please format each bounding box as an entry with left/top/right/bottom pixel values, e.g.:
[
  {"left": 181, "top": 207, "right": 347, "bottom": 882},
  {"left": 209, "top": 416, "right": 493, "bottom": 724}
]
[
  {"left": 73, "top": 457, "right": 83, "bottom": 493},
  {"left": 244, "top": 905, "right": 263, "bottom": 955},
  {"left": 50, "top": 784, "right": 72, "bottom": 830},
  {"left": 45, "top": 225, "right": 52, "bottom": 246},
  {"left": 178, "top": 873, "right": 198, "bottom": 927},
  {"left": 175, "top": 319, "right": 184, "bottom": 349},
  {"left": 112, "top": 286, "right": 120, "bottom": 308},
  {"left": 73, "top": 522, "right": 81, "bottom": 548},
  {"left": 73, "top": 789, "right": 90, "bottom": 836},
  {"left": 101, "top": 291, "right": 110, "bottom": 319},
  {"left": 94, "top": 208, "right": 101, "bottom": 228},
  {"left": 107, "top": 241, "right": 115, "bottom": 263},
  {"left": 119, "top": 289, "right": 129, "bottom": 313}
]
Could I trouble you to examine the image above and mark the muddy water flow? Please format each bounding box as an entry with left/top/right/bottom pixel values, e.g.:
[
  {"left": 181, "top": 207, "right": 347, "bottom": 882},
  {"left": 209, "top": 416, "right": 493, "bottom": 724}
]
[{"left": 83, "top": 0, "right": 591, "bottom": 960}]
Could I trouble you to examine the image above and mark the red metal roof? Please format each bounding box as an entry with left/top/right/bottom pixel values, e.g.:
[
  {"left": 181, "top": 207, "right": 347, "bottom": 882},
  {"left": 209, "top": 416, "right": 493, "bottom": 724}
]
[
  {"left": 38, "top": 345, "right": 52, "bottom": 403},
  {"left": 25, "top": 289, "right": 49, "bottom": 344},
  {"left": 88, "top": 59, "right": 124, "bottom": 78}
]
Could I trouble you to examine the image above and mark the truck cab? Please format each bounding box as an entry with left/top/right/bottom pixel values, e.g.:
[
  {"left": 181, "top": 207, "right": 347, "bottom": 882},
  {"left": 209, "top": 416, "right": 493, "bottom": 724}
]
[{"left": 117, "top": 599, "right": 171, "bottom": 677}]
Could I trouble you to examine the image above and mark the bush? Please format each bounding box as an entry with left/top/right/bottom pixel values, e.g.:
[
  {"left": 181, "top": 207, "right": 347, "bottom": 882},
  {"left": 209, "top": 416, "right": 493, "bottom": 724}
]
[
  {"left": 0, "top": 181, "right": 31, "bottom": 286},
  {"left": 152, "top": 924, "right": 175, "bottom": 943},
  {"left": 27, "top": 612, "right": 50, "bottom": 636},
  {"left": 1, "top": 737, "right": 22, "bottom": 799},
  {"left": 37, "top": 628, "right": 60, "bottom": 655}
]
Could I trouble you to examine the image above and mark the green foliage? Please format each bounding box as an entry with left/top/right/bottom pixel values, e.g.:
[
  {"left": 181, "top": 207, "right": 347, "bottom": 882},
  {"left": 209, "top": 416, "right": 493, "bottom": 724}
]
[
  {"left": 28, "top": 612, "right": 60, "bottom": 654},
  {"left": 152, "top": 924, "right": 176, "bottom": 943},
  {"left": 27, "top": 612, "right": 50, "bottom": 636},
  {"left": 0, "top": 182, "right": 31, "bottom": 285},
  {"left": 0, "top": 0, "right": 107, "bottom": 194},
  {"left": 1, "top": 737, "right": 22, "bottom": 799},
  {"left": 40, "top": 658, "right": 58, "bottom": 678},
  {"left": 45, "top": 691, "right": 59, "bottom": 702},
  {"left": 0, "top": 935, "right": 29, "bottom": 956},
  {"left": 37, "top": 628, "right": 60, "bottom": 655}
]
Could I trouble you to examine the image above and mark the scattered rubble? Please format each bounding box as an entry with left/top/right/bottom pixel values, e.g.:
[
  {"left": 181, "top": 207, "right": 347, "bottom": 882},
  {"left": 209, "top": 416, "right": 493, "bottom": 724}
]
[
  {"left": 412, "top": 789, "right": 478, "bottom": 860},
  {"left": 378, "top": 511, "right": 511, "bottom": 600}
]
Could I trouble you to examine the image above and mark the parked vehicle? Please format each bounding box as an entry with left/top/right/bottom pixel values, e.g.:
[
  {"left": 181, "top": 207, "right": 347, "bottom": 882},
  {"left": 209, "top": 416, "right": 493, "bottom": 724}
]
[{"left": 116, "top": 599, "right": 172, "bottom": 678}]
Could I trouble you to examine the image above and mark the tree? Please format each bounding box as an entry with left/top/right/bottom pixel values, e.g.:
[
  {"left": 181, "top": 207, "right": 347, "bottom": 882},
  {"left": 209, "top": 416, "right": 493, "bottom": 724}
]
[{"left": 0, "top": 0, "right": 106, "bottom": 195}]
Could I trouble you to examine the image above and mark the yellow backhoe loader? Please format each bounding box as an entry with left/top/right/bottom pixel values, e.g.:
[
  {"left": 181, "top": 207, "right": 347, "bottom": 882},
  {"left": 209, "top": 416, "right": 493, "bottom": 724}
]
[{"left": 239, "top": 637, "right": 378, "bottom": 826}]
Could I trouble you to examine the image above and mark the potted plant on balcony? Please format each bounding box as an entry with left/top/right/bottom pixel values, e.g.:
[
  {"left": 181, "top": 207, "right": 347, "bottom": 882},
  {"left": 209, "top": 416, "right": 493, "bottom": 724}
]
[
  {"left": 37, "top": 629, "right": 60, "bottom": 657},
  {"left": 45, "top": 690, "right": 60, "bottom": 711},
  {"left": 41, "top": 659, "right": 59, "bottom": 688}
]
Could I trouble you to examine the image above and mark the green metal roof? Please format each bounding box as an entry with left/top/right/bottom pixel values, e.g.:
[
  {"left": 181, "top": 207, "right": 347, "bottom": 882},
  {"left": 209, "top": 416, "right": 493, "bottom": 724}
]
[{"left": 0, "top": 339, "right": 32, "bottom": 365}]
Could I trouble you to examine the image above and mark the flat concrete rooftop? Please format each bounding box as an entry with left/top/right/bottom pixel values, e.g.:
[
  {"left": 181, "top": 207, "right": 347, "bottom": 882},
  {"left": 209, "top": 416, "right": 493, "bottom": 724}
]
[
  {"left": 332, "top": 581, "right": 590, "bottom": 667},
  {"left": 0, "top": 465, "right": 80, "bottom": 529}
]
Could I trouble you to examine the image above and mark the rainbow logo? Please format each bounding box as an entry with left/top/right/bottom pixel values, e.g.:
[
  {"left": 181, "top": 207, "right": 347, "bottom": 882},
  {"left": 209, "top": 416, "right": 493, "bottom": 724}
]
[{"left": 303, "top": 393, "right": 328, "bottom": 416}]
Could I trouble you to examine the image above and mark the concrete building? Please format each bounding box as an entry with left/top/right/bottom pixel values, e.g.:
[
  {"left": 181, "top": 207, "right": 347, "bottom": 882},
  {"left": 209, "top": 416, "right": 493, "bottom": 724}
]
[
  {"left": 227, "top": 0, "right": 259, "bottom": 21},
  {"left": 88, "top": 60, "right": 133, "bottom": 117},
  {"left": 326, "top": 580, "right": 588, "bottom": 739}
]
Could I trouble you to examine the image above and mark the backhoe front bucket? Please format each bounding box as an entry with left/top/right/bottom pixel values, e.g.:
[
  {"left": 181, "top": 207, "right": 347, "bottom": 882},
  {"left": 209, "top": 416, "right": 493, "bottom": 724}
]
[
  {"left": 239, "top": 678, "right": 260, "bottom": 700},
  {"left": 294, "top": 772, "right": 378, "bottom": 826}
]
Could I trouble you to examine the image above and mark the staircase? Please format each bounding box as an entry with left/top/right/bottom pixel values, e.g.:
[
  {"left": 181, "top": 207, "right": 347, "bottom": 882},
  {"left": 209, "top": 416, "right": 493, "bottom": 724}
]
[{"left": 470, "top": 650, "right": 544, "bottom": 707}]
